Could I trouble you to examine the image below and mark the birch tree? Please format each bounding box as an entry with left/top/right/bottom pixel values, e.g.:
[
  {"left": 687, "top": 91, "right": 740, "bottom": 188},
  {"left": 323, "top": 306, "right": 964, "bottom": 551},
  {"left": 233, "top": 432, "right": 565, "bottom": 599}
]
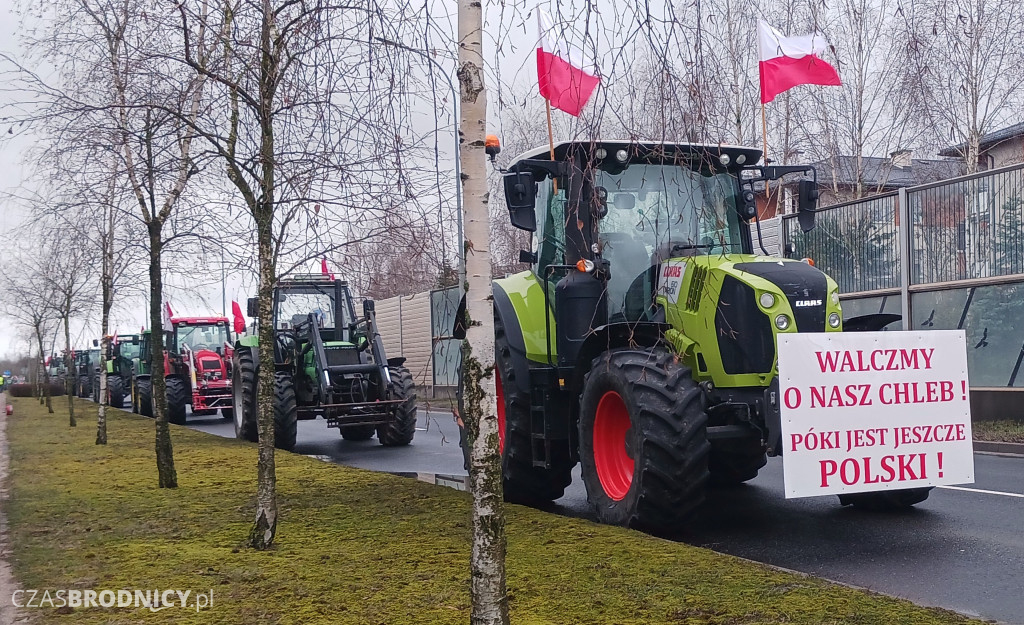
[{"left": 458, "top": 1, "right": 507, "bottom": 622}]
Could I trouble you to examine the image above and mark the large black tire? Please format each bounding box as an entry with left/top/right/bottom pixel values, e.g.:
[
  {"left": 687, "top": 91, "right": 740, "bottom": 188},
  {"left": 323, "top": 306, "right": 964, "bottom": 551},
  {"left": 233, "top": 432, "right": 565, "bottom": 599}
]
[
  {"left": 495, "top": 313, "right": 574, "bottom": 503},
  {"left": 838, "top": 487, "right": 932, "bottom": 511},
  {"left": 273, "top": 372, "right": 298, "bottom": 451},
  {"left": 137, "top": 378, "right": 153, "bottom": 417},
  {"left": 709, "top": 438, "right": 767, "bottom": 486},
  {"left": 232, "top": 348, "right": 258, "bottom": 442},
  {"left": 92, "top": 378, "right": 100, "bottom": 402},
  {"left": 78, "top": 376, "right": 90, "bottom": 398},
  {"left": 107, "top": 376, "right": 125, "bottom": 410},
  {"left": 340, "top": 424, "right": 376, "bottom": 441},
  {"left": 579, "top": 348, "right": 710, "bottom": 532},
  {"left": 376, "top": 366, "right": 417, "bottom": 446},
  {"left": 165, "top": 377, "right": 189, "bottom": 425}
]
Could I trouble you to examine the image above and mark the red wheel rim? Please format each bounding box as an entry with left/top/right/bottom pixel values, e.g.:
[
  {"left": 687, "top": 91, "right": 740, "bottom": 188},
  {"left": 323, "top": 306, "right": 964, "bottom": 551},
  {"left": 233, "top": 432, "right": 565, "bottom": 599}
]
[
  {"left": 593, "top": 390, "right": 633, "bottom": 501},
  {"left": 495, "top": 370, "right": 506, "bottom": 455}
]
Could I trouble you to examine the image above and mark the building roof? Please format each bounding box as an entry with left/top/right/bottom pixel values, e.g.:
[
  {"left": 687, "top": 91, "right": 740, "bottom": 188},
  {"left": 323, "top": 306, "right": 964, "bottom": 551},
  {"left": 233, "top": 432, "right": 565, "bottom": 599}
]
[
  {"left": 939, "top": 121, "right": 1024, "bottom": 157},
  {"left": 810, "top": 156, "right": 964, "bottom": 189}
]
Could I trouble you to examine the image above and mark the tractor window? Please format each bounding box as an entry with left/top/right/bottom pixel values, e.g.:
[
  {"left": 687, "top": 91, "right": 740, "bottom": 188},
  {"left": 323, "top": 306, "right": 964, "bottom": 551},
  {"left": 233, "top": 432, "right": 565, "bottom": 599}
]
[
  {"left": 534, "top": 179, "right": 567, "bottom": 275},
  {"left": 176, "top": 324, "right": 230, "bottom": 352},
  {"left": 118, "top": 341, "right": 141, "bottom": 360},
  {"left": 596, "top": 165, "right": 743, "bottom": 321},
  {"left": 276, "top": 289, "right": 342, "bottom": 331}
]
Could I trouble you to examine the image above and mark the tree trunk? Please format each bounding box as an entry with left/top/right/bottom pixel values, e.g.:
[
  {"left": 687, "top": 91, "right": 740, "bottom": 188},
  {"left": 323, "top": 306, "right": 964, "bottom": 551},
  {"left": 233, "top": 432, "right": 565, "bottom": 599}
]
[
  {"left": 248, "top": 0, "right": 278, "bottom": 550},
  {"left": 458, "top": 1, "right": 508, "bottom": 622},
  {"left": 149, "top": 221, "right": 177, "bottom": 488},
  {"left": 63, "top": 313, "right": 75, "bottom": 427},
  {"left": 34, "top": 328, "right": 53, "bottom": 414},
  {"left": 97, "top": 210, "right": 114, "bottom": 445}
]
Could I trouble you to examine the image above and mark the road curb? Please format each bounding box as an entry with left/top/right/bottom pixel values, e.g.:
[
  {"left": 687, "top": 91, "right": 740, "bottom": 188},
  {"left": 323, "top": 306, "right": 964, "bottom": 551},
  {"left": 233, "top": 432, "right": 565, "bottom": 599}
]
[{"left": 974, "top": 440, "right": 1024, "bottom": 456}]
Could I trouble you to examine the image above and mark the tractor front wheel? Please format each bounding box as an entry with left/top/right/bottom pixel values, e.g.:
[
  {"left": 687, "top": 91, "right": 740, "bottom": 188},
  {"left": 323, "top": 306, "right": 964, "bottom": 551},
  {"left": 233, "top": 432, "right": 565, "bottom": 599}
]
[
  {"left": 107, "top": 376, "right": 125, "bottom": 410},
  {"left": 579, "top": 348, "right": 709, "bottom": 533},
  {"left": 137, "top": 379, "right": 153, "bottom": 417},
  {"left": 166, "top": 377, "right": 189, "bottom": 425},
  {"left": 273, "top": 372, "right": 298, "bottom": 451},
  {"left": 377, "top": 366, "right": 416, "bottom": 446},
  {"left": 838, "top": 487, "right": 932, "bottom": 511},
  {"left": 232, "top": 348, "right": 258, "bottom": 442},
  {"left": 709, "top": 438, "right": 767, "bottom": 486},
  {"left": 340, "top": 425, "right": 376, "bottom": 441}
]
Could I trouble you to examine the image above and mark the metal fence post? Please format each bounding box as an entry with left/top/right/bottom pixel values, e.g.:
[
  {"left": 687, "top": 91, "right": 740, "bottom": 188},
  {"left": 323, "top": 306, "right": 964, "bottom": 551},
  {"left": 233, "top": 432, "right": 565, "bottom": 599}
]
[{"left": 898, "top": 186, "right": 912, "bottom": 330}]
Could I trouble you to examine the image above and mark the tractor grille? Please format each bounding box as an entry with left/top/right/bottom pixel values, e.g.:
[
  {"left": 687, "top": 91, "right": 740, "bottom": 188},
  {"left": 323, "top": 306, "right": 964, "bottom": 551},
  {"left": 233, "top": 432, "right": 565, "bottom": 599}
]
[
  {"left": 715, "top": 275, "right": 774, "bottom": 375},
  {"left": 324, "top": 346, "right": 359, "bottom": 366}
]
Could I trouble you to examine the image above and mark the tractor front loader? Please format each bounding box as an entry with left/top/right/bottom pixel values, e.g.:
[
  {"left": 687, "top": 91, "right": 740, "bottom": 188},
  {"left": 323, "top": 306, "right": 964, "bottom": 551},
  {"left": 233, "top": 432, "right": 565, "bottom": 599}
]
[
  {"left": 470, "top": 139, "right": 928, "bottom": 534},
  {"left": 231, "top": 275, "right": 416, "bottom": 452}
]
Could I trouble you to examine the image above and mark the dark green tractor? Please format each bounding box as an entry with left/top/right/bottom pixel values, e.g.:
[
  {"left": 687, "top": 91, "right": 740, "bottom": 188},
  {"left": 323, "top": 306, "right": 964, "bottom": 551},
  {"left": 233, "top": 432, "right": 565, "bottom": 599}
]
[
  {"left": 75, "top": 348, "right": 99, "bottom": 399},
  {"left": 93, "top": 334, "right": 140, "bottom": 409},
  {"left": 232, "top": 275, "right": 417, "bottom": 452}
]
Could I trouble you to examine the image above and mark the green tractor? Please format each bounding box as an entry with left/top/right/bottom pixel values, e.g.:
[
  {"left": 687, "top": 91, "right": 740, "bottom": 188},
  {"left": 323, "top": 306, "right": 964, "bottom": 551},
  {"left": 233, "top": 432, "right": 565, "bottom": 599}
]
[
  {"left": 477, "top": 139, "right": 925, "bottom": 532},
  {"left": 93, "top": 334, "right": 140, "bottom": 409},
  {"left": 232, "top": 275, "right": 417, "bottom": 452}
]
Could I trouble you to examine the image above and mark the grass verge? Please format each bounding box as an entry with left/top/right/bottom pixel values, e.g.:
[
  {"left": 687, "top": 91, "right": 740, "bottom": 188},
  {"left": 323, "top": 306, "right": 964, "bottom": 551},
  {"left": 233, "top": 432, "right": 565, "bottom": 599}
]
[
  {"left": 4, "top": 397, "right": 982, "bottom": 625},
  {"left": 972, "top": 419, "right": 1024, "bottom": 443}
]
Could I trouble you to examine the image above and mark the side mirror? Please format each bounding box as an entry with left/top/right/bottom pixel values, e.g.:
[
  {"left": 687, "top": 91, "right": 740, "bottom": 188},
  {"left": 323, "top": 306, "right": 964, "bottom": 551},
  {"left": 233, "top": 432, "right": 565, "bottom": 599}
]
[
  {"left": 797, "top": 179, "right": 818, "bottom": 232},
  {"left": 131, "top": 336, "right": 139, "bottom": 345},
  {"left": 502, "top": 170, "right": 538, "bottom": 232},
  {"left": 247, "top": 297, "right": 259, "bottom": 317},
  {"left": 363, "top": 299, "right": 375, "bottom": 316},
  {"left": 92, "top": 339, "right": 99, "bottom": 347}
]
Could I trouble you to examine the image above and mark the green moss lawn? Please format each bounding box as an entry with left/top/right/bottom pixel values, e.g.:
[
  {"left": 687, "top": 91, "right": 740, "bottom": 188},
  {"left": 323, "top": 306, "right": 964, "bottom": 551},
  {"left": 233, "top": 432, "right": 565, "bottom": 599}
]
[{"left": 3, "top": 397, "right": 982, "bottom": 624}]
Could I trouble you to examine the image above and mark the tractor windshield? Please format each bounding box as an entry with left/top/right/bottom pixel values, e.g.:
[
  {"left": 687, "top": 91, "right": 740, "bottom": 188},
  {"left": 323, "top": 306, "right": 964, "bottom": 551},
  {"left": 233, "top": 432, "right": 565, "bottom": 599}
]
[
  {"left": 118, "top": 340, "right": 141, "bottom": 360},
  {"left": 276, "top": 287, "right": 344, "bottom": 331},
  {"left": 176, "top": 323, "right": 230, "bottom": 352},
  {"left": 595, "top": 164, "right": 744, "bottom": 321}
]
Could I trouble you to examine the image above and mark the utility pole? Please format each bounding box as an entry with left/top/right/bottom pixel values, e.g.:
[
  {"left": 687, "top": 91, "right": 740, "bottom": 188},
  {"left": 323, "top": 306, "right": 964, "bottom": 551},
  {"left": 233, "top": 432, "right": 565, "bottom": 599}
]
[{"left": 457, "top": 0, "right": 508, "bottom": 623}]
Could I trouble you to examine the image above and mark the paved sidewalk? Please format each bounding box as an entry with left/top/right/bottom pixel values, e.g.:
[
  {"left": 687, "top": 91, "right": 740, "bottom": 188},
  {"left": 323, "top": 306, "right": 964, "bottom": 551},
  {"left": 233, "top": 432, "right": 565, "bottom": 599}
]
[{"left": 0, "top": 393, "right": 19, "bottom": 624}]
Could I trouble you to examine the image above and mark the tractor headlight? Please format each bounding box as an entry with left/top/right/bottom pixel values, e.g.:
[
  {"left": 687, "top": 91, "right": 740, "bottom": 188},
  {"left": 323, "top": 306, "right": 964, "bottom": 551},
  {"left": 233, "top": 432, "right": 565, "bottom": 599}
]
[
  {"left": 719, "top": 153, "right": 731, "bottom": 166},
  {"left": 758, "top": 292, "right": 776, "bottom": 309},
  {"left": 831, "top": 292, "right": 840, "bottom": 305},
  {"left": 775, "top": 314, "right": 791, "bottom": 330},
  {"left": 736, "top": 153, "right": 747, "bottom": 165},
  {"left": 828, "top": 312, "right": 842, "bottom": 328},
  {"left": 615, "top": 149, "right": 629, "bottom": 163},
  {"left": 595, "top": 148, "right": 607, "bottom": 160}
]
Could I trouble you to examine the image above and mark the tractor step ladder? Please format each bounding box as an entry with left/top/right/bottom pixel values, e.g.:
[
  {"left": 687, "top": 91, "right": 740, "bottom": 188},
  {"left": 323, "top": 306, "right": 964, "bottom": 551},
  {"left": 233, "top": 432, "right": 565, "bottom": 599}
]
[{"left": 529, "top": 386, "right": 552, "bottom": 468}]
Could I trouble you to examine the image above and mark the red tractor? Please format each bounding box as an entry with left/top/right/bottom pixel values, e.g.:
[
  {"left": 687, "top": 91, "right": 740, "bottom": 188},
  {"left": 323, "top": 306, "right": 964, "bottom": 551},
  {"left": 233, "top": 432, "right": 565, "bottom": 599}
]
[{"left": 141, "top": 316, "right": 234, "bottom": 424}]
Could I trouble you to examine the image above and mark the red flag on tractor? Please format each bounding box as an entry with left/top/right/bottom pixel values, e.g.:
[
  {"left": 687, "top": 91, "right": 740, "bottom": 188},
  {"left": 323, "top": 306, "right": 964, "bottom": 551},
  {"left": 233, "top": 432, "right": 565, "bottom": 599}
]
[
  {"left": 536, "top": 8, "right": 601, "bottom": 117},
  {"left": 231, "top": 301, "right": 247, "bottom": 335}
]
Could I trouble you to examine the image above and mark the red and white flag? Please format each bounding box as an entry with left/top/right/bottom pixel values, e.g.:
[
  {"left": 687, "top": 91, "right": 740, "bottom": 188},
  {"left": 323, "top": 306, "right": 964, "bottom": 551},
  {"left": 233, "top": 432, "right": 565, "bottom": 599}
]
[
  {"left": 757, "top": 21, "right": 841, "bottom": 104},
  {"left": 536, "top": 9, "right": 600, "bottom": 117},
  {"left": 162, "top": 301, "right": 174, "bottom": 332}
]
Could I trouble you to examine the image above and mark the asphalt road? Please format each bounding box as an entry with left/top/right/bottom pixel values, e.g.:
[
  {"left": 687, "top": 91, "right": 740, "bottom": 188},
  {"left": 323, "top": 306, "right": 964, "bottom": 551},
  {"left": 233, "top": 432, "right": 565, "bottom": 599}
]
[{"left": 182, "top": 408, "right": 1023, "bottom": 624}]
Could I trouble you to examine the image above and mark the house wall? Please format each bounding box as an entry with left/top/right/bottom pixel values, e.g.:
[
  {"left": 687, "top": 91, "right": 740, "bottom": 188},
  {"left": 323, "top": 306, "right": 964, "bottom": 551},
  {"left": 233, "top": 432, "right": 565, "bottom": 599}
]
[{"left": 986, "top": 137, "right": 1024, "bottom": 169}]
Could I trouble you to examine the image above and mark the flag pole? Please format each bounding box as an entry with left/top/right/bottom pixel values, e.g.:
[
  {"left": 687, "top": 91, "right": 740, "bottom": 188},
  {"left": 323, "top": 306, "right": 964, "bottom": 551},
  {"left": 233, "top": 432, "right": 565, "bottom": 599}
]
[
  {"left": 539, "top": 8, "right": 558, "bottom": 194},
  {"left": 546, "top": 99, "right": 558, "bottom": 194}
]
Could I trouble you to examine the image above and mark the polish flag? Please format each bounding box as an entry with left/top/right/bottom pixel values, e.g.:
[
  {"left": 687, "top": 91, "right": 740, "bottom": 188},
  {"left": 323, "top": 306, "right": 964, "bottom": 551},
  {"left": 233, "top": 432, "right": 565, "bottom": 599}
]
[
  {"left": 536, "top": 9, "right": 601, "bottom": 117},
  {"left": 321, "top": 257, "right": 335, "bottom": 281},
  {"left": 758, "top": 21, "right": 841, "bottom": 104},
  {"left": 162, "top": 301, "right": 174, "bottom": 332},
  {"left": 231, "top": 300, "right": 247, "bottom": 335}
]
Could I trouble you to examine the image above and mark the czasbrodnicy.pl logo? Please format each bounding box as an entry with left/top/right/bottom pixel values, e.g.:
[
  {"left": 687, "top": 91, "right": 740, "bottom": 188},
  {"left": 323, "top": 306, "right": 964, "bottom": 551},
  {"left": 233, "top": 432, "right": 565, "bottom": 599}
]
[{"left": 12, "top": 589, "right": 214, "bottom": 612}]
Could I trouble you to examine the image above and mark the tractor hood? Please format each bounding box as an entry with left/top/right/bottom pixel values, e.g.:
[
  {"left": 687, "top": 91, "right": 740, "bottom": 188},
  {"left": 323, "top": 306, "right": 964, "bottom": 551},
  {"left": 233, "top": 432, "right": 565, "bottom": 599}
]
[{"left": 656, "top": 254, "right": 842, "bottom": 388}]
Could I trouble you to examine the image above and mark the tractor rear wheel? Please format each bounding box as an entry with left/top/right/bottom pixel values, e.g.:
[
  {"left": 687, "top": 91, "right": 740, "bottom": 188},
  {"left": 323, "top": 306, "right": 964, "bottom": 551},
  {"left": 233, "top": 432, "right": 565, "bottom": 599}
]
[
  {"left": 232, "top": 348, "right": 258, "bottom": 442},
  {"left": 377, "top": 366, "right": 416, "bottom": 446},
  {"left": 137, "top": 379, "right": 153, "bottom": 417},
  {"left": 340, "top": 425, "right": 376, "bottom": 441},
  {"left": 495, "top": 313, "right": 574, "bottom": 503},
  {"left": 78, "top": 376, "right": 89, "bottom": 398},
  {"left": 709, "top": 438, "right": 767, "bottom": 486},
  {"left": 166, "top": 377, "right": 188, "bottom": 425},
  {"left": 107, "top": 376, "right": 125, "bottom": 410},
  {"left": 579, "top": 348, "right": 709, "bottom": 533},
  {"left": 273, "top": 372, "right": 298, "bottom": 451},
  {"left": 838, "top": 487, "right": 932, "bottom": 511}
]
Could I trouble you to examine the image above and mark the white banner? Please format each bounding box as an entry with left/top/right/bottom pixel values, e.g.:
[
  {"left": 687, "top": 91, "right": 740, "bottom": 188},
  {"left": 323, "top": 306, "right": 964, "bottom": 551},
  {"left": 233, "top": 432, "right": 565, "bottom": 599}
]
[{"left": 777, "top": 330, "right": 974, "bottom": 498}]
